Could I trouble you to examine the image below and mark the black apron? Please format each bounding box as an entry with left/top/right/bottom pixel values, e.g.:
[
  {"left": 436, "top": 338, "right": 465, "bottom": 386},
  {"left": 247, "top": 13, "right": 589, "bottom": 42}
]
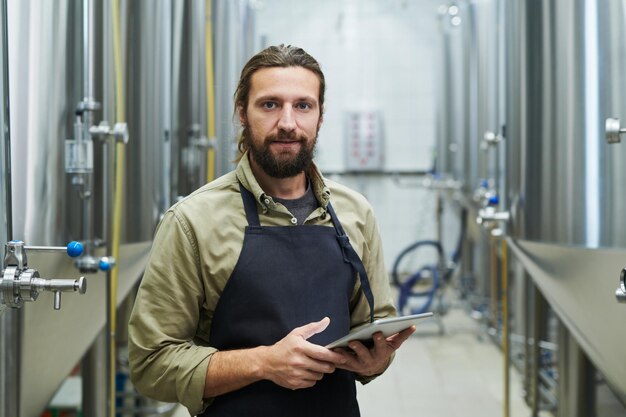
[{"left": 199, "top": 184, "right": 375, "bottom": 417}]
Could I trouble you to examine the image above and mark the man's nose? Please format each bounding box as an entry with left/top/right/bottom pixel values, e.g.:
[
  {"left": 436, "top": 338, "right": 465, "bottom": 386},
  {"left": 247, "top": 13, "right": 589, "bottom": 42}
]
[{"left": 277, "top": 107, "right": 296, "bottom": 131}]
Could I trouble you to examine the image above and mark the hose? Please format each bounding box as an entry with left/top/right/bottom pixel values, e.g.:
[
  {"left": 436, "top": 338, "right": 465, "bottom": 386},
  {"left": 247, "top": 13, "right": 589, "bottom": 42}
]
[
  {"left": 391, "top": 240, "right": 444, "bottom": 314},
  {"left": 391, "top": 206, "right": 467, "bottom": 314}
]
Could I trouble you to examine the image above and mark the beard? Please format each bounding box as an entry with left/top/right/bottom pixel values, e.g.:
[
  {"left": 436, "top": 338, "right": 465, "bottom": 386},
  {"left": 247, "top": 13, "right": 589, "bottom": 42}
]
[{"left": 244, "top": 127, "right": 317, "bottom": 179}]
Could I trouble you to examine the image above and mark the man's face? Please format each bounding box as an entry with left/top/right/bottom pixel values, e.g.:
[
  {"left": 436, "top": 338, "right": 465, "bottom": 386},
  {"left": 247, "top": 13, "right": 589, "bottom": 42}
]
[{"left": 241, "top": 66, "right": 323, "bottom": 178}]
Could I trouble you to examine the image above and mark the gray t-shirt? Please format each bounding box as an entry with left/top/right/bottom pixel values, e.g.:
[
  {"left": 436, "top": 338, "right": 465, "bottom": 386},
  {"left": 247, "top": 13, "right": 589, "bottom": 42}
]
[{"left": 273, "top": 181, "right": 319, "bottom": 225}]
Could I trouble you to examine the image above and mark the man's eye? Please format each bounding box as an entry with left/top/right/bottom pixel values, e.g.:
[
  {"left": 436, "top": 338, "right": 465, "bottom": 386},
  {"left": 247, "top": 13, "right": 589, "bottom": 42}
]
[
  {"left": 262, "top": 102, "right": 277, "bottom": 109},
  {"left": 296, "top": 102, "right": 312, "bottom": 110}
]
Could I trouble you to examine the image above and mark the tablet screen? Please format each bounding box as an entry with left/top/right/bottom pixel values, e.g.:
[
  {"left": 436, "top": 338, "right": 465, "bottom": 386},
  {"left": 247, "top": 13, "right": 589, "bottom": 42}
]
[{"left": 325, "top": 312, "right": 434, "bottom": 348}]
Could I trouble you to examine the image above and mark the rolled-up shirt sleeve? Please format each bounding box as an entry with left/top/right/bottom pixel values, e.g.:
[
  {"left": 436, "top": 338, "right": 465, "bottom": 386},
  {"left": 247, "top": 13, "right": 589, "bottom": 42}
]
[{"left": 128, "top": 210, "right": 214, "bottom": 416}]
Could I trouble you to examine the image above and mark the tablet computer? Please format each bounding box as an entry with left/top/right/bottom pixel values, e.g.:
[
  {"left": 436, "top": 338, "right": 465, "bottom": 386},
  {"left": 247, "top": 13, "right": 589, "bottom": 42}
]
[{"left": 325, "top": 312, "right": 434, "bottom": 349}]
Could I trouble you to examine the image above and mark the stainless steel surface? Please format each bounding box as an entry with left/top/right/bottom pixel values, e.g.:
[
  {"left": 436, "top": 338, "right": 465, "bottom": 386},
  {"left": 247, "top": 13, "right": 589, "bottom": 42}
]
[
  {"left": 82, "top": 329, "right": 107, "bottom": 417},
  {"left": 8, "top": 0, "right": 82, "bottom": 247},
  {"left": 0, "top": 309, "right": 21, "bottom": 417},
  {"left": 0, "top": 0, "right": 16, "bottom": 414},
  {"left": 123, "top": 0, "right": 174, "bottom": 240},
  {"left": 213, "top": 0, "right": 256, "bottom": 175},
  {"left": 436, "top": 4, "right": 464, "bottom": 182},
  {"left": 498, "top": 0, "right": 626, "bottom": 405},
  {"left": 505, "top": 0, "right": 626, "bottom": 248},
  {"left": 508, "top": 238, "right": 626, "bottom": 403},
  {"left": 4, "top": 0, "right": 175, "bottom": 414},
  {"left": 172, "top": 0, "right": 209, "bottom": 197},
  {"left": 557, "top": 322, "right": 595, "bottom": 417},
  {"left": 19, "top": 242, "right": 150, "bottom": 417}
]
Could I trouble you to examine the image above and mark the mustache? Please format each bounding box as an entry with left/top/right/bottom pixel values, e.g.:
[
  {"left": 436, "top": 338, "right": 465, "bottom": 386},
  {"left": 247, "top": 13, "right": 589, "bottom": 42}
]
[{"left": 267, "top": 131, "right": 306, "bottom": 142}]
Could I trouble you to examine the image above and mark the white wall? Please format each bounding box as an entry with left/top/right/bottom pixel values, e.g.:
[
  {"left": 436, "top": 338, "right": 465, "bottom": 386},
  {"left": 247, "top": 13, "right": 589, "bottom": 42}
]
[{"left": 253, "top": 0, "right": 450, "bottom": 272}]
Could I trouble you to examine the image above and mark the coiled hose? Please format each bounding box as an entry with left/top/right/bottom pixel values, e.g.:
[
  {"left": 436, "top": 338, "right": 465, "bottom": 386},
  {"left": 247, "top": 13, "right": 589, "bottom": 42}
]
[{"left": 391, "top": 208, "right": 466, "bottom": 314}]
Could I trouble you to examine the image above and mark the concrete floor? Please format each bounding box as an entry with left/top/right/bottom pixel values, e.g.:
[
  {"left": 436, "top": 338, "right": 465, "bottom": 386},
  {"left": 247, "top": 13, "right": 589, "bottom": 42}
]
[{"left": 355, "top": 308, "right": 533, "bottom": 417}]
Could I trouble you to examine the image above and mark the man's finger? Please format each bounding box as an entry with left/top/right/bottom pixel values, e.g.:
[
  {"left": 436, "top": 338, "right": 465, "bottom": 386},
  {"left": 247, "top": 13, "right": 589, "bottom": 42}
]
[{"left": 292, "top": 317, "right": 331, "bottom": 340}]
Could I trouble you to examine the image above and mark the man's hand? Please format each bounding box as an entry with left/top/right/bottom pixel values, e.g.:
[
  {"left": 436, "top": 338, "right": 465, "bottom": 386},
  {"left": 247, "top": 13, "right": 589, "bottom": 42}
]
[
  {"left": 257, "top": 317, "right": 348, "bottom": 390},
  {"left": 333, "top": 326, "right": 416, "bottom": 376}
]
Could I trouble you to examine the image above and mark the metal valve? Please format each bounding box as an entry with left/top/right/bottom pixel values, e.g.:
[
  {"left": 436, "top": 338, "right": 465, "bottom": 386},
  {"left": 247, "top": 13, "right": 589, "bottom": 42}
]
[
  {"left": 0, "top": 241, "right": 87, "bottom": 310},
  {"left": 481, "top": 131, "right": 503, "bottom": 150},
  {"left": 605, "top": 118, "right": 626, "bottom": 144},
  {"left": 89, "top": 120, "right": 129, "bottom": 144},
  {"left": 476, "top": 206, "right": 510, "bottom": 225},
  {"left": 617, "top": 268, "right": 626, "bottom": 303}
]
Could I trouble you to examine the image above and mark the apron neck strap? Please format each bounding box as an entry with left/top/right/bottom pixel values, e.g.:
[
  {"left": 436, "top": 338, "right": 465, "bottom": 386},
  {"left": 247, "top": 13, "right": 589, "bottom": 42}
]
[
  {"left": 327, "top": 203, "right": 376, "bottom": 323},
  {"left": 239, "top": 183, "right": 261, "bottom": 226}
]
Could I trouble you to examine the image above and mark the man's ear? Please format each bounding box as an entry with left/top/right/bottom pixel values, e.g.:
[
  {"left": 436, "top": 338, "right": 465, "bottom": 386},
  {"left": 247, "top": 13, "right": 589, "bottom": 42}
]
[{"left": 238, "top": 105, "right": 247, "bottom": 126}]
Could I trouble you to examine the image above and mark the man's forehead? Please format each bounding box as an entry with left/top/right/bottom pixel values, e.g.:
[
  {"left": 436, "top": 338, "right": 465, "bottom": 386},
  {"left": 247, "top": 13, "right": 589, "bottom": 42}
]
[{"left": 249, "top": 66, "right": 320, "bottom": 98}]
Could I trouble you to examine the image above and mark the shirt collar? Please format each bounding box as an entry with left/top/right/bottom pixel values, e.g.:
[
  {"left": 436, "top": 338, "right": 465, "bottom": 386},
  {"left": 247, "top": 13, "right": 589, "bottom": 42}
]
[{"left": 235, "top": 151, "right": 331, "bottom": 209}]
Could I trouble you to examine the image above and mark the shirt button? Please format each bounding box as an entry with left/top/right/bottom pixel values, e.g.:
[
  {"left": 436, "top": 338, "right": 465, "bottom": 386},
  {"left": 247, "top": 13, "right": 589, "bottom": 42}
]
[
  {"left": 290, "top": 217, "right": 298, "bottom": 225},
  {"left": 264, "top": 198, "right": 270, "bottom": 205}
]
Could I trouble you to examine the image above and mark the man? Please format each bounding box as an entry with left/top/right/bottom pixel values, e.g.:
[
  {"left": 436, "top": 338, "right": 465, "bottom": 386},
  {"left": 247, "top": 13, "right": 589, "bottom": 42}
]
[{"left": 128, "top": 44, "right": 415, "bottom": 416}]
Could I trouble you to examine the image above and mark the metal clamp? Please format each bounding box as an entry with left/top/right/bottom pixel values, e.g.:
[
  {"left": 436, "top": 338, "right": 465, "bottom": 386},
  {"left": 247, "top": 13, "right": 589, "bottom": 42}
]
[
  {"left": 0, "top": 241, "right": 87, "bottom": 310},
  {"left": 605, "top": 118, "right": 626, "bottom": 144},
  {"left": 617, "top": 268, "right": 626, "bottom": 303}
]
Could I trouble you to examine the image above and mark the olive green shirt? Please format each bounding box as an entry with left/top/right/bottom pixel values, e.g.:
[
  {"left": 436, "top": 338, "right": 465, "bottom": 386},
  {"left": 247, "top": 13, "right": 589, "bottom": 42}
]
[{"left": 128, "top": 153, "right": 397, "bottom": 416}]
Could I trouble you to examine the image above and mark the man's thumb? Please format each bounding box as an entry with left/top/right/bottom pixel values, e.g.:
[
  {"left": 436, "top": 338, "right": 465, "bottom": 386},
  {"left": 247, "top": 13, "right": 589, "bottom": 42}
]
[{"left": 293, "top": 317, "right": 331, "bottom": 340}]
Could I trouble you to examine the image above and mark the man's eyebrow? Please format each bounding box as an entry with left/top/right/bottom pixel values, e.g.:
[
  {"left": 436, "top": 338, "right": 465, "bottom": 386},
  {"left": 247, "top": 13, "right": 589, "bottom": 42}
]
[
  {"left": 254, "top": 95, "right": 280, "bottom": 103},
  {"left": 253, "top": 95, "right": 318, "bottom": 104}
]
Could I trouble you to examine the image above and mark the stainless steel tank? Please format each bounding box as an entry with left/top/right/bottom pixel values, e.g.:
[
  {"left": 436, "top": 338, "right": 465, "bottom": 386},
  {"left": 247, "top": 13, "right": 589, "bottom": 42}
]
[
  {"left": 213, "top": 0, "right": 256, "bottom": 174},
  {"left": 3, "top": 0, "right": 180, "bottom": 415},
  {"left": 437, "top": 0, "right": 507, "bottom": 308},
  {"left": 436, "top": 4, "right": 466, "bottom": 183},
  {"left": 505, "top": 0, "right": 626, "bottom": 402}
]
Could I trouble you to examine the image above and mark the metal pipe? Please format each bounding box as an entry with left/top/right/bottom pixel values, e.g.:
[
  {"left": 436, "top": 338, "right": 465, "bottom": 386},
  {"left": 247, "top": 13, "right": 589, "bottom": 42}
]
[
  {"left": 0, "top": 309, "right": 22, "bottom": 417},
  {"left": 0, "top": 0, "right": 18, "bottom": 415},
  {"left": 501, "top": 238, "right": 510, "bottom": 417},
  {"left": 490, "top": 237, "right": 497, "bottom": 328},
  {"left": 83, "top": 0, "right": 95, "bottom": 104},
  {"left": 80, "top": 0, "right": 96, "bottom": 261},
  {"left": 0, "top": 0, "right": 10, "bottom": 241},
  {"left": 82, "top": 329, "right": 107, "bottom": 417},
  {"left": 531, "top": 285, "right": 547, "bottom": 415}
]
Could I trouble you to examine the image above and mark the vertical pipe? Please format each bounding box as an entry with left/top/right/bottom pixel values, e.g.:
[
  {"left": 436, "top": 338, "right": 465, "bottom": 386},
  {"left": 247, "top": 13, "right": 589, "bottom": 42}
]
[
  {"left": 80, "top": 0, "right": 95, "bottom": 259},
  {"left": 79, "top": 0, "right": 109, "bottom": 415},
  {"left": 531, "top": 285, "right": 546, "bottom": 416},
  {"left": 108, "top": 1, "right": 126, "bottom": 416},
  {"left": 81, "top": 330, "right": 107, "bottom": 417},
  {"left": 0, "top": 309, "right": 22, "bottom": 417},
  {"left": 205, "top": 0, "right": 216, "bottom": 183},
  {"left": 83, "top": 0, "right": 95, "bottom": 102},
  {"left": 0, "top": 0, "right": 9, "bottom": 242},
  {"left": 523, "top": 271, "right": 531, "bottom": 406},
  {"left": 501, "top": 238, "right": 510, "bottom": 417},
  {"left": 0, "top": 0, "right": 18, "bottom": 415},
  {"left": 490, "top": 237, "right": 497, "bottom": 327}
]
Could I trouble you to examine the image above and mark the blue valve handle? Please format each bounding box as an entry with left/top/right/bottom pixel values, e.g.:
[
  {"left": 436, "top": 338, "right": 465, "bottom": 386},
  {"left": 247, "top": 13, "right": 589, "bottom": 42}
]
[
  {"left": 66, "top": 241, "right": 84, "bottom": 257},
  {"left": 99, "top": 256, "right": 116, "bottom": 271}
]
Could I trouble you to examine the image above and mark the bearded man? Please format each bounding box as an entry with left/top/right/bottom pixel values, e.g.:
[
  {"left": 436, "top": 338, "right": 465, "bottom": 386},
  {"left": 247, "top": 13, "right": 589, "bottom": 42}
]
[{"left": 128, "top": 44, "right": 414, "bottom": 417}]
